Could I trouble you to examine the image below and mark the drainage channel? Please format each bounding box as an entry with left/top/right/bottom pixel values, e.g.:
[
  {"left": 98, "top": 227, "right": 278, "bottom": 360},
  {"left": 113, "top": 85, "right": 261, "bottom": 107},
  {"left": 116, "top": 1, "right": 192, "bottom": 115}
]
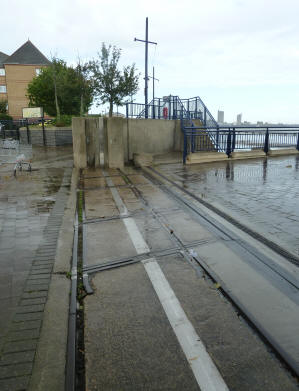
[
  {"left": 82, "top": 239, "right": 216, "bottom": 283},
  {"left": 65, "top": 209, "right": 78, "bottom": 391},
  {"left": 65, "top": 188, "right": 86, "bottom": 391},
  {"left": 139, "top": 166, "right": 299, "bottom": 379}
]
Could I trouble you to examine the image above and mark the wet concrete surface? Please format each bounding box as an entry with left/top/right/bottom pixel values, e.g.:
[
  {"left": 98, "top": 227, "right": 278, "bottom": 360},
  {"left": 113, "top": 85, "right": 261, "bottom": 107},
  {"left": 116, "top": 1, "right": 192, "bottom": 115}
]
[
  {"left": 0, "top": 146, "right": 73, "bottom": 354},
  {"left": 158, "top": 155, "right": 299, "bottom": 257},
  {"left": 85, "top": 264, "right": 200, "bottom": 391},
  {"left": 83, "top": 166, "right": 298, "bottom": 390},
  {"left": 159, "top": 255, "right": 297, "bottom": 391}
]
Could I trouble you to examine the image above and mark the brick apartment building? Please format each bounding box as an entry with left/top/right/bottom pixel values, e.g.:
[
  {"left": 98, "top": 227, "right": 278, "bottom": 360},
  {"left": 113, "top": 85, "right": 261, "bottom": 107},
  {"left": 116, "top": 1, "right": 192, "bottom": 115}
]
[{"left": 0, "top": 40, "right": 50, "bottom": 119}]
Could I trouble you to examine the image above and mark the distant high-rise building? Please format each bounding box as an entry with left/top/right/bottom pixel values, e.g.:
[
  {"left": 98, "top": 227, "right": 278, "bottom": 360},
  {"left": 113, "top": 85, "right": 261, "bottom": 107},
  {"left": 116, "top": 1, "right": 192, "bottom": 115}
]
[
  {"left": 217, "top": 110, "right": 224, "bottom": 123},
  {"left": 236, "top": 113, "right": 242, "bottom": 125}
]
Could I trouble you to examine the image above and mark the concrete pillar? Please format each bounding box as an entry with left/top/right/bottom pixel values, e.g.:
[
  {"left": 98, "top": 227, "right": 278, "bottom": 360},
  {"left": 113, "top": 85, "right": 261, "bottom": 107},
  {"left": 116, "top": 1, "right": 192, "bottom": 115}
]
[
  {"left": 106, "top": 117, "right": 124, "bottom": 168},
  {"left": 72, "top": 117, "right": 87, "bottom": 168},
  {"left": 85, "top": 118, "right": 100, "bottom": 168},
  {"left": 99, "top": 117, "right": 107, "bottom": 167}
]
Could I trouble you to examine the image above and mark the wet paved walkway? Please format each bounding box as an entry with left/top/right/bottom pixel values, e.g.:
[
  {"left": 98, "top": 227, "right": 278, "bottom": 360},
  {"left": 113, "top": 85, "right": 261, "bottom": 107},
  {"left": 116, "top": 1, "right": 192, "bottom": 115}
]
[
  {"left": 158, "top": 155, "right": 299, "bottom": 257},
  {"left": 82, "top": 166, "right": 298, "bottom": 391},
  {"left": 0, "top": 146, "right": 73, "bottom": 390}
]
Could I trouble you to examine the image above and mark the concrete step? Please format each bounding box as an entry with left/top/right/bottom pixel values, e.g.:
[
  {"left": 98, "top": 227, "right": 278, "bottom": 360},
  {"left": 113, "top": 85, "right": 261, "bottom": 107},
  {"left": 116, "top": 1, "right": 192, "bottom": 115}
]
[
  {"left": 268, "top": 148, "right": 299, "bottom": 156},
  {"left": 153, "top": 152, "right": 182, "bottom": 165},
  {"left": 133, "top": 152, "right": 153, "bottom": 167},
  {"left": 230, "top": 149, "right": 266, "bottom": 159},
  {"left": 186, "top": 152, "right": 228, "bottom": 164}
]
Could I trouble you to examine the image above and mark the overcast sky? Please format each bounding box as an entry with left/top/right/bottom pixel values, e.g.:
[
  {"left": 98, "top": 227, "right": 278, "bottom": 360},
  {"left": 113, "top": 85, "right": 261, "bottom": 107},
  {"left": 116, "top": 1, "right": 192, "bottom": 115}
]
[{"left": 3, "top": 0, "right": 299, "bottom": 123}]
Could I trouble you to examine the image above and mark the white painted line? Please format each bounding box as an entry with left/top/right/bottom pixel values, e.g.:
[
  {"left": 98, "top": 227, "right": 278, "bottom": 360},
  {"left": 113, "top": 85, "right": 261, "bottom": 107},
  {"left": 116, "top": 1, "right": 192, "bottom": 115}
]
[
  {"left": 103, "top": 170, "right": 149, "bottom": 253},
  {"left": 123, "top": 217, "right": 150, "bottom": 254},
  {"left": 143, "top": 258, "right": 229, "bottom": 391},
  {"left": 103, "top": 171, "right": 128, "bottom": 216},
  {"left": 104, "top": 171, "right": 229, "bottom": 391}
]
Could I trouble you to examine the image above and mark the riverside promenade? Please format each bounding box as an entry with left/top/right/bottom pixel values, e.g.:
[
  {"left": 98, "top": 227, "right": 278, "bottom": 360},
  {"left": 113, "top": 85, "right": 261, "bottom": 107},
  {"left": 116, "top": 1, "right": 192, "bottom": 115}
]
[
  {"left": 0, "top": 146, "right": 74, "bottom": 391},
  {"left": 81, "top": 155, "right": 299, "bottom": 391},
  {"left": 0, "top": 147, "right": 298, "bottom": 390}
]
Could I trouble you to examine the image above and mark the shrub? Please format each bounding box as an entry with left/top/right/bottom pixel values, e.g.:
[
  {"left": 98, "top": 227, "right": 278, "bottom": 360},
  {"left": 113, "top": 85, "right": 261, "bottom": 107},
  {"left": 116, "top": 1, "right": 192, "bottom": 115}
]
[
  {"left": 52, "top": 114, "right": 72, "bottom": 127},
  {"left": 0, "top": 100, "right": 8, "bottom": 114},
  {"left": 0, "top": 113, "right": 13, "bottom": 120}
]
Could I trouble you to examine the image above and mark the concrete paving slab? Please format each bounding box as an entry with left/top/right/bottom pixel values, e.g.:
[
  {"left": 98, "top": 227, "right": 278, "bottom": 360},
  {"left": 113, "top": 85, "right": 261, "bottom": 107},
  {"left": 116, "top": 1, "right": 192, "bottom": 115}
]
[
  {"left": 125, "top": 173, "right": 151, "bottom": 185},
  {"left": 85, "top": 263, "right": 199, "bottom": 391},
  {"left": 135, "top": 183, "right": 178, "bottom": 210},
  {"left": 160, "top": 210, "right": 215, "bottom": 245},
  {"left": 83, "top": 177, "right": 106, "bottom": 188},
  {"left": 192, "top": 240, "right": 299, "bottom": 372},
  {"left": 109, "top": 175, "right": 126, "bottom": 186},
  {"left": 159, "top": 254, "right": 298, "bottom": 391},
  {"left": 106, "top": 168, "right": 120, "bottom": 176},
  {"left": 121, "top": 166, "right": 139, "bottom": 175},
  {"left": 133, "top": 214, "right": 175, "bottom": 252},
  {"left": 82, "top": 163, "right": 299, "bottom": 389},
  {"left": 117, "top": 187, "right": 144, "bottom": 213},
  {"left": 83, "top": 168, "right": 103, "bottom": 178},
  {"left": 86, "top": 220, "right": 137, "bottom": 266},
  {"left": 85, "top": 188, "right": 119, "bottom": 219}
]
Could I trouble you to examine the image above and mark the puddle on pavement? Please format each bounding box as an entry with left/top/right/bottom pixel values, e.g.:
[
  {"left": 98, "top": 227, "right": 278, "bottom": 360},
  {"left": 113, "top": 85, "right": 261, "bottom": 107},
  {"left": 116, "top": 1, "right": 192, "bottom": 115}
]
[
  {"left": 0, "top": 145, "right": 73, "bottom": 354},
  {"left": 158, "top": 155, "right": 299, "bottom": 256}
]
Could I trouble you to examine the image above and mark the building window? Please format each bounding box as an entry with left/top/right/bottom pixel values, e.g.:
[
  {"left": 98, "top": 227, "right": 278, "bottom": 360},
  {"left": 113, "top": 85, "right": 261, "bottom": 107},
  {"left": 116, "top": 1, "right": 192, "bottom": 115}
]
[
  {"left": 0, "top": 85, "right": 6, "bottom": 93},
  {"left": 0, "top": 69, "right": 5, "bottom": 76},
  {"left": 35, "top": 68, "right": 42, "bottom": 76}
]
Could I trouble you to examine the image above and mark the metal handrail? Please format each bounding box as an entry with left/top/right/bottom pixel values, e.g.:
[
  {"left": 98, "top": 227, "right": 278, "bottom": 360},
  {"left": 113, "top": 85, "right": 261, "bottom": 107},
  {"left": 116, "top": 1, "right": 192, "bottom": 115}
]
[
  {"left": 182, "top": 125, "right": 299, "bottom": 163},
  {"left": 126, "top": 95, "right": 218, "bottom": 124},
  {"left": 184, "top": 125, "right": 299, "bottom": 130}
]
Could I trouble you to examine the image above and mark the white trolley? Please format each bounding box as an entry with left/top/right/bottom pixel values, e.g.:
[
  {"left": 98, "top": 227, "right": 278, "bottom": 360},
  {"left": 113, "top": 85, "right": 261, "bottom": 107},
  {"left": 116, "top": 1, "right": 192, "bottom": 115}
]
[{"left": 0, "top": 139, "right": 32, "bottom": 176}]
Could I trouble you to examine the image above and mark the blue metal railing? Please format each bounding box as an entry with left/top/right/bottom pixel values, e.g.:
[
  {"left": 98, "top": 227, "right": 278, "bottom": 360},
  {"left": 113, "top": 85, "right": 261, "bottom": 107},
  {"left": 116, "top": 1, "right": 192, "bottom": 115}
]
[
  {"left": 126, "top": 95, "right": 222, "bottom": 152},
  {"left": 126, "top": 101, "right": 164, "bottom": 119},
  {"left": 126, "top": 95, "right": 217, "bottom": 124},
  {"left": 182, "top": 125, "right": 299, "bottom": 163}
]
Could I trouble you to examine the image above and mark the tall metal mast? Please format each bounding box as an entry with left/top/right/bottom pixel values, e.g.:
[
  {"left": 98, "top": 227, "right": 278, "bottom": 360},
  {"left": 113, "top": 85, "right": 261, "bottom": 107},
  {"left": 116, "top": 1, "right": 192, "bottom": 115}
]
[{"left": 134, "top": 17, "right": 157, "bottom": 118}]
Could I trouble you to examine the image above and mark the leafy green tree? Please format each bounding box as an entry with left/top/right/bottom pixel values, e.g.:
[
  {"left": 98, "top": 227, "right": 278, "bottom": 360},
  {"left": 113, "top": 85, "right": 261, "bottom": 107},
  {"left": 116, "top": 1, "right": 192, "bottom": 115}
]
[
  {"left": 27, "top": 58, "right": 93, "bottom": 119},
  {"left": 89, "top": 43, "right": 139, "bottom": 117},
  {"left": 76, "top": 58, "right": 93, "bottom": 116},
  {"left": 0, "top": 99, "right": 8, "bottom": 114}
]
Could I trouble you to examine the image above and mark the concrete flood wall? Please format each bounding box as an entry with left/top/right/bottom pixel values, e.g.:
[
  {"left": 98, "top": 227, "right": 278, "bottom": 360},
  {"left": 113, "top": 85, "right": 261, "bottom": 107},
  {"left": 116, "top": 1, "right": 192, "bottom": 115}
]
[
  {"left": 126, "top": 119, "right": 182, "bottom": 161},
  {"left": 72, "top": 117, "right": 183, "bottom": 169},
  {"left": 72, "top": 117, "right": 299, "bottom": 169}
]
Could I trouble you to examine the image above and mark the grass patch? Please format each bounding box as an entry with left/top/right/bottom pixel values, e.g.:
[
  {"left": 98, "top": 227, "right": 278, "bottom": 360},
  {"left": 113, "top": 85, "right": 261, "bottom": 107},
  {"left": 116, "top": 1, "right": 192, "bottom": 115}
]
[{"left": 78, "top": 190, "right": 83, "bottom": 223}]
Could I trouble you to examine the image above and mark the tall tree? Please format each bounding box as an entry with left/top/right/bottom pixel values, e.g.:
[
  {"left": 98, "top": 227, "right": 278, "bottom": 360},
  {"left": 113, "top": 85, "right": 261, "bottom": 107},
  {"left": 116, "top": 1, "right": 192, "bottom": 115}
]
[
  {"left": 76, "top": 58, "right": 93, "bottom": 116},
  {"left": 51, "top": 57, "right": 62, "bottom": 121},
  {"left": 27, "top": 58, "right": 93, "bottom": 118},
  {"left": 89, "top": 43, "right": 139, "bottom": 117}
]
